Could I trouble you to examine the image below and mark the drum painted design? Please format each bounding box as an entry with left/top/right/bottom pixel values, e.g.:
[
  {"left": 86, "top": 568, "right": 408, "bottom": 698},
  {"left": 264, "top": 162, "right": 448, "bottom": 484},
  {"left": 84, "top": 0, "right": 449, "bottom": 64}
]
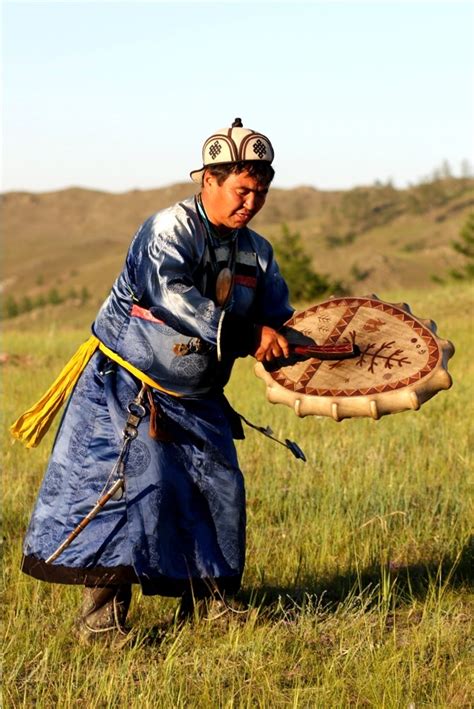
[{"left": 255, "top": 296, "right": 455, "bottom": 421}]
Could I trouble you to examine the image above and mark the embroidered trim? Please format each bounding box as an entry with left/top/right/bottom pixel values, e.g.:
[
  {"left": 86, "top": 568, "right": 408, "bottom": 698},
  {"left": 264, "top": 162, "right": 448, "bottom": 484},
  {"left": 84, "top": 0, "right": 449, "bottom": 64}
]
[
  {"left": 234, "top": 275, "right": 257, "bottom": 289},
  {"left": 131, "top": 304, "right": 165, "bottom": 325}
]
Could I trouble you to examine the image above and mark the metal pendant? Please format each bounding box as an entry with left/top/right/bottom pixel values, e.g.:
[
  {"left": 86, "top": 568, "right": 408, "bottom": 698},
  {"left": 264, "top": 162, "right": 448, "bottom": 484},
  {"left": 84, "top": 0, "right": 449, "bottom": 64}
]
[
  {"left": 111, "top": 486, "right": 124, "bottom": 500},
  {"left": 216, "top": 267, "right": 233, "bottom": 306}
]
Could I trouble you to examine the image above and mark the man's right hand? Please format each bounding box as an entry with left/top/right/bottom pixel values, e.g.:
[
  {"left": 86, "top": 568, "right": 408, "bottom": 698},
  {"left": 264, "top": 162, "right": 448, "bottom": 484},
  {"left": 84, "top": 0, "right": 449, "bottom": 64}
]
[{"left": 253, "top": 325, "right": 290, "bottom": 362}]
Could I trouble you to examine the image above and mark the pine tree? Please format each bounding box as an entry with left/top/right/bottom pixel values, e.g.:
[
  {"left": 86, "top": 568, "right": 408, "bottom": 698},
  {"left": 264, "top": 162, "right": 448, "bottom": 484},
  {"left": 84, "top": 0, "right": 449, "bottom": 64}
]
[
  {"left": 274, "top": 225, "right": 341, "bottom": 302},
  {"left": 451, "top": 212, "right": 474, "bottom": 279}
]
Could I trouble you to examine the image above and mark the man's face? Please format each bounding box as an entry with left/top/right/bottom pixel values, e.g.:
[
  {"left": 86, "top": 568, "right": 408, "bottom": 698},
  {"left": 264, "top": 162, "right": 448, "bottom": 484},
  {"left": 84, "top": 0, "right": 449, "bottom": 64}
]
[{"left": 201, "top": 169, "right": 270, "bottom": 233}]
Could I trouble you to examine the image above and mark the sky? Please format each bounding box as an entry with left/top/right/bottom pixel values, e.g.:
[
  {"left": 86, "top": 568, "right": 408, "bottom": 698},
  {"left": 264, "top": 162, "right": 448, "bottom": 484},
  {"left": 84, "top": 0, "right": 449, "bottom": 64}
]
[{"left": 2, "top": 0, "right": 473, "bottom": 193}]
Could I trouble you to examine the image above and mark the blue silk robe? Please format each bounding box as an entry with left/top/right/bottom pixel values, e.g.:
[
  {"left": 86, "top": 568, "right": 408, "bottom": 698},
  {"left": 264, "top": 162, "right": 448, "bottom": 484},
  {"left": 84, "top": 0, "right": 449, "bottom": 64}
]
[{"left": 22, "top": 196, "right": 293, "bottom": 596}]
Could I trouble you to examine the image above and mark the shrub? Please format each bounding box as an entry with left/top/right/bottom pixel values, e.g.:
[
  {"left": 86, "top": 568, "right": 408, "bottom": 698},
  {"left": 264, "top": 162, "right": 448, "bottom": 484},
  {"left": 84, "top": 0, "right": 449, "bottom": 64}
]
[
  {"left": 47, "top": 288, "right": 63, "bottom": 305},
  {"left": 19, "top": 296, "right": 33, "bottom": 314},
  {"left": 80, "top": 286, "right": 91, "bottom": 304},
  {"left": 3, "top": 295, "right": 19, "bottom": 319}
]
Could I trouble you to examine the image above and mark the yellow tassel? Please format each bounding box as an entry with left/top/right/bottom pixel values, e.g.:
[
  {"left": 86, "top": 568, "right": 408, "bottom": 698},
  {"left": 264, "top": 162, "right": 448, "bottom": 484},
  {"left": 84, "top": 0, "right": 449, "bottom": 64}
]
[{"left": 9, "top": 335, "right": 100, "bottom": 448}]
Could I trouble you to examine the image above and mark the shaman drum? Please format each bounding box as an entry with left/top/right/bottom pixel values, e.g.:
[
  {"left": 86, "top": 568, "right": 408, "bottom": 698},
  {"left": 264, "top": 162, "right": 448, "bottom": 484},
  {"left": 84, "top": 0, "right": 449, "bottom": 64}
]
[{"left": 255, "top": 295, "right": 455, "bottom": 421}]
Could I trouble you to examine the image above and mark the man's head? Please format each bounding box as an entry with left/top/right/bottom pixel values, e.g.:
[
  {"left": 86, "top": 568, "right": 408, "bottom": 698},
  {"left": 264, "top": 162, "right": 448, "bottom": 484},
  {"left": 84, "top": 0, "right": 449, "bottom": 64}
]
[{"left": 193, "top": 118, "right": 275, "bottom": 232}]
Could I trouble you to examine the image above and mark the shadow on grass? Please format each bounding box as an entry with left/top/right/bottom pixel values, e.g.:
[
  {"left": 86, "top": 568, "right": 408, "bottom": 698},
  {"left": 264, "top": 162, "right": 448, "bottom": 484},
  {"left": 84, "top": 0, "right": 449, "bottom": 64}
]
[
  {"left": 238, "top": 535, "right": 474, "bottom": 617},
  {"left": 137, "top": 537, "right": 473, "bottom": 644}
]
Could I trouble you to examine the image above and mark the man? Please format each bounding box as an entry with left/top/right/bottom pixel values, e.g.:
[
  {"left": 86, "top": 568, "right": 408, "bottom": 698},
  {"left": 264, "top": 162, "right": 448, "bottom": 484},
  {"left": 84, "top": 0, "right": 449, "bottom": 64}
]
[{"left": 18, "top": 118, "right": 293, "bottom": 643}]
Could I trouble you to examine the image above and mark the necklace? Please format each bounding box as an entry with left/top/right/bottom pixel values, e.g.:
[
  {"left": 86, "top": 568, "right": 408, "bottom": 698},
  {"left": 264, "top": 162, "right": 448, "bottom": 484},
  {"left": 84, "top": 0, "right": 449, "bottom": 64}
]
[{"left": 196, "top": 195, "right": 238, "bottom": 307}]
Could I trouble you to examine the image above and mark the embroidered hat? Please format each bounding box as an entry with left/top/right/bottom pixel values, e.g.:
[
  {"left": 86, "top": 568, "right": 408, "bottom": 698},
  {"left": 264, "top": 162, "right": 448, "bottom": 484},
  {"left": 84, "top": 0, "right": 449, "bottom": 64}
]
[{"left": 190, "top": 117, "right": 274, "bottom": 183}]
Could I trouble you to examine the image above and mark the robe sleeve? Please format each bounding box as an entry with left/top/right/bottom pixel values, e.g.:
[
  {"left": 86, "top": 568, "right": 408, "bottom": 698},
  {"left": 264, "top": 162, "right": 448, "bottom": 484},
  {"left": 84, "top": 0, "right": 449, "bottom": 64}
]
[
  {"left": 253, "top": 242, "right": 294, "bottom": 328},
  {"left": 132, "top": 212, "right": 223, "bottom": 346}
]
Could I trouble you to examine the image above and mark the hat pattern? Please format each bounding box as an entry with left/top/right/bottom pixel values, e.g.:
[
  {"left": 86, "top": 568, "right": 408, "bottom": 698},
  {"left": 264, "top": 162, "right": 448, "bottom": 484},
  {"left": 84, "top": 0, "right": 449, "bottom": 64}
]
[
  {"left": 208, "top": 141, "right": 222, "bottom": 160},
  {"left": 251, "top": 139, "right": 267, "bottom": 159}
]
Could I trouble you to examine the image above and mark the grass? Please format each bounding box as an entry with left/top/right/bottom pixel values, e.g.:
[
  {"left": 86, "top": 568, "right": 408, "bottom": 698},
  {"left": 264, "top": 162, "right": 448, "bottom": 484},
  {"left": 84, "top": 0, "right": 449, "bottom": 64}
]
[{"left": 2, "top": 282, "right": 473, "bottom": 707}]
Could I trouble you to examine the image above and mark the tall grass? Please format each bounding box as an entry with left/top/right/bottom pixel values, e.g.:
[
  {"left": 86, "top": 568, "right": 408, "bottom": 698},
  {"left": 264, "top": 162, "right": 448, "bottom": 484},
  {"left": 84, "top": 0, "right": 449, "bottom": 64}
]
[{"left": 2, "top": 284, "right": 473, "bottom": 707}]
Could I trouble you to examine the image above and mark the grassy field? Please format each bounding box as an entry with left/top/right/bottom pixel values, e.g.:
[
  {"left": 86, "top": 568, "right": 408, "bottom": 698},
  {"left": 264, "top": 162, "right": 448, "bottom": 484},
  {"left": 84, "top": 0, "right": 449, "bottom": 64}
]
[{"left": 2, "top": 282, "right": 473, "bottom": 707}]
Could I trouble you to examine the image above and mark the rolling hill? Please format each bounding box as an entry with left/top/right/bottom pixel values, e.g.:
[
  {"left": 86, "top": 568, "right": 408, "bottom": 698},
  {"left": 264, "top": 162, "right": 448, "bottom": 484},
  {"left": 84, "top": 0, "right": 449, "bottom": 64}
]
[{"left": 2, "top": 178, "right": 473, "bottom": 327}]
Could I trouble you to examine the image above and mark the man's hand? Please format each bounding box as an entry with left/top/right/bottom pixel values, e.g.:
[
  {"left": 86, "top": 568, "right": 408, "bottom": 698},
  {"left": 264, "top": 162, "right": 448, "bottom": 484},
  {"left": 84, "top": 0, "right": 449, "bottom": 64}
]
[{"left": 253, "top": 325, "right": 290, "bottom": 362}]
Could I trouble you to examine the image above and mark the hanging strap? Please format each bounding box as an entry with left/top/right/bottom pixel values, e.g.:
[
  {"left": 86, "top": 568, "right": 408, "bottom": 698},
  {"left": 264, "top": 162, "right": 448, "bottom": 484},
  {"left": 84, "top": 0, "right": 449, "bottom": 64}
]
[
  {"left": 238, "top": 412, "right": 307, "bottom": 462},
  {"left": 219, "top": 394, "right": 306, "bottom": 462}
]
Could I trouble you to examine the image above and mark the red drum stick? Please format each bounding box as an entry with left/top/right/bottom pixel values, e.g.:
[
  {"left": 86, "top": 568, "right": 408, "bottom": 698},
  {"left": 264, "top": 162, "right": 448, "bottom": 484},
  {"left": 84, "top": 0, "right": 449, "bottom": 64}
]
[{"left": 290, "top": 342, "right": 358, "bottom": 360}]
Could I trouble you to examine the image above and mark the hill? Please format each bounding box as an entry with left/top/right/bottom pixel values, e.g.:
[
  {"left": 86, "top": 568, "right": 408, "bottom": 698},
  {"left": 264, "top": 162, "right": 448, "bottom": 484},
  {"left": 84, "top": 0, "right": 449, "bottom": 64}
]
[{"left": 2, "top": 178, "right": 473, "bottom": 326}]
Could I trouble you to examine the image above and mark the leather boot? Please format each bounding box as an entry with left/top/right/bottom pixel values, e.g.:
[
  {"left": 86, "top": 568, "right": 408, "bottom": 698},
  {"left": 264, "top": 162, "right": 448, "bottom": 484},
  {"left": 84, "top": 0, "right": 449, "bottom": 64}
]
[
  {"left": 177, "top": 590, "right": 248, "bottom": 625},
  {"left": 76, "top": 584, "right": 132, "bottom": 645}
]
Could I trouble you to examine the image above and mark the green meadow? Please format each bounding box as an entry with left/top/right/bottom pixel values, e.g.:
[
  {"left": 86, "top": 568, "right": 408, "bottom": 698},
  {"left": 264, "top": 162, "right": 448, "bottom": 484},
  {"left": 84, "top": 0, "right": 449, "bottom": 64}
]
[{"left": 2, "top": 281, "right": 472, "bottom": 707}]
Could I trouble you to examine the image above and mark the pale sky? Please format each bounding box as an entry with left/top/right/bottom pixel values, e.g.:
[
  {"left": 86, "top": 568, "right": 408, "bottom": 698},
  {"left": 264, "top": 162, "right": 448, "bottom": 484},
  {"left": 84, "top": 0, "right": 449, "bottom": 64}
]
[{"left": 2, "top": 0, "right": 473, "bottom": 192}]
